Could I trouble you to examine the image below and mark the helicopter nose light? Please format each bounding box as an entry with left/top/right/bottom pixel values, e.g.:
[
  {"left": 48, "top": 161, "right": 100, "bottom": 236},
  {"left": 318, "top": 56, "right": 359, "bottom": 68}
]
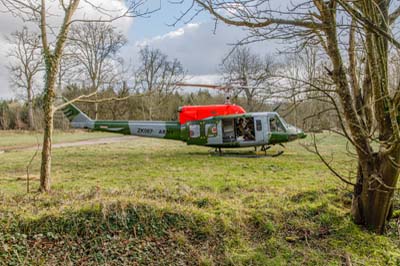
[
  {"left": 298, "top": 131, "right": 307, "bottom": 139},
  {"left": 294, "top": 127, "right": 307, "bottom": 139},
  {"left": 286, "top": 124, "right": 306, "bottom": 140}
]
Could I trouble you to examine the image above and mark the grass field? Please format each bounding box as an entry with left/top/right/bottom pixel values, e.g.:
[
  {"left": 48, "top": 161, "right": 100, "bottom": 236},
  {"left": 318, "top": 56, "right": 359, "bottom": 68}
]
[
  {"left": 0, "top": 131, "right": 399, "bottom": 265},
  {"left": 0, "top": 130, "right": 116, "bottom": 149}
]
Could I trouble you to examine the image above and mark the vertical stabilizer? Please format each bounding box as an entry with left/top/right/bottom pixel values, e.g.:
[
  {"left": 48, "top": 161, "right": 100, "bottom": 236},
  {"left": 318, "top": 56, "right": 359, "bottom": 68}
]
[{"left": 61, "top": 101, "right": 94, "bottom": 129}]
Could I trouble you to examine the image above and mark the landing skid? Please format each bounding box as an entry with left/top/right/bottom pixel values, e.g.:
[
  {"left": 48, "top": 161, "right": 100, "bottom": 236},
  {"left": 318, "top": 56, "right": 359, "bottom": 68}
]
[{"left": 212, "top": 145, "right": 284, "bottom": 158}]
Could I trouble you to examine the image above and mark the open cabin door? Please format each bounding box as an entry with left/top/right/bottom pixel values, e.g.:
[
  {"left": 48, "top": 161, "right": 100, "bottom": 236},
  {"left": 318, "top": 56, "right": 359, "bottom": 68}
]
[
  {"left": 221, "top": 117, "right": 258, "bottom": 144},
  {"left": 235, "top": 117, "right": 256, "bottom": 143},
  {"left": 222, "top": 119, "right": 236, "bottom": 143}
]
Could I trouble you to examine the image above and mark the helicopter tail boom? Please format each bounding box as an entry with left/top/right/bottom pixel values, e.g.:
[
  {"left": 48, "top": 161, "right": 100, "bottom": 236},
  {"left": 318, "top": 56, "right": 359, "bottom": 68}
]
[{"left": 60, "top": 99, "right": 182, "bottom": 140}]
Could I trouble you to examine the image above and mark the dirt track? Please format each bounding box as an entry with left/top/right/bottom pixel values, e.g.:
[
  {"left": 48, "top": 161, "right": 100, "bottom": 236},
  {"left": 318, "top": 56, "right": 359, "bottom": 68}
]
[{"left": 0, "top": 136, "right": 137, "bottom": 152}]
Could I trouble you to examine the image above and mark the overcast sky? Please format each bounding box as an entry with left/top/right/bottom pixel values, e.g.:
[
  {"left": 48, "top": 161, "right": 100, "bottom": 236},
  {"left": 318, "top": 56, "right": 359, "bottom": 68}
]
[{"left": 0, "top": 0, "right": 281, "bottom": 99}]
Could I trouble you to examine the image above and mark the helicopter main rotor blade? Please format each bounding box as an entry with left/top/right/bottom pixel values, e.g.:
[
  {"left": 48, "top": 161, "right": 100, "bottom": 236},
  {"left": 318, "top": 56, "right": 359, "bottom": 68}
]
[
  {"left": 173, "top": 82, "right": 270, "bottom": 106},
  {"left": 174, "top": 82, "right": 268, "bottom": 91},
  {"left": 273, "top": 102, "right": 283, "bottom": 112},
  {"left": 174, "top": 82, "right": 230, "bottom": 91}
]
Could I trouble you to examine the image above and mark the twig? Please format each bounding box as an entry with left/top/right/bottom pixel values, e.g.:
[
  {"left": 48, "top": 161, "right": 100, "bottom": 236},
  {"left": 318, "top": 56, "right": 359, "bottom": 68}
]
[
  {"left": 344, "top": 252, "right": 352, "bottom": 266},
  {"left": 26, "top": 135, "right": 40, "bottom": 193},
  {"left": 397, "top": 218, "right": 400, "bottom": 240},
  {"left": 304, "top": 134, "right": 356, "bottom": 186}
]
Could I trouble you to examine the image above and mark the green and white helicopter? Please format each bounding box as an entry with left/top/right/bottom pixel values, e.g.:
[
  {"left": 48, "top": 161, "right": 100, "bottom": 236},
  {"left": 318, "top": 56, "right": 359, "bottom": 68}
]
[{"left": 61, "top": 84, "right": 306, "bottom": 156}]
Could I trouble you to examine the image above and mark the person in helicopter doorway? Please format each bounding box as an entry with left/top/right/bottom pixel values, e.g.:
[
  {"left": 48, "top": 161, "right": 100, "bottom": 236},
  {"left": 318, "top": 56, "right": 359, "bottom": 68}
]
[
  {"left": 243, "top": 118, "right": 255, "bottom": 141},
  {"left": 237, "top": 118, "right": 246, "bottom": 137},
  {"left": 237, "top": 118, "right": 255, "bottom": 141}
]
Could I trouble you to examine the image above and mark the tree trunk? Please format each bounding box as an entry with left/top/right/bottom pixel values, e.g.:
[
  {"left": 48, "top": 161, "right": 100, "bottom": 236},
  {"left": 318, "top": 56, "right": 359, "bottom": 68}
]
[
  {"left": 39, "top": 63, "right": 57, "bottom": 192},
  {"left": 351, "top": 152, "right": 399, "bottom": 233},
  {"left": 91, "top": 80, "right": 99, "bottom": 120},
  {"left": 39, "top": 91, "right": 54, "bottom": 192},
  {"left": 94, "top": 91, "right": 98, "bottom": 120},
  {"left": 37, "top": 0, "right": 80, "bottom": 193},
  {"left": 320, "top": 3, "right": 399, "bottom": 233},
  {"left": 246, "top": 95, "right": 253, "bottom": 112},
  {"left": 27, "top": 85, "right": 35, "bottom": 130}
]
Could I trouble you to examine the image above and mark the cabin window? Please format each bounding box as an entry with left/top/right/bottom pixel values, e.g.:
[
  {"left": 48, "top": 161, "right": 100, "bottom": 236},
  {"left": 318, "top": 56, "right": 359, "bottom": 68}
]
[
  {"left": 206, "top": 123, "right": 218, "bottom": 136},
  {"left": 189, "top": 124, "right": 201, "bottom": 138},
  {"left": 256, "top": 120, "right": 262, "bottom": 131},
  {"left": 269, "top": 116, "right": 286, "bottom": 133}
]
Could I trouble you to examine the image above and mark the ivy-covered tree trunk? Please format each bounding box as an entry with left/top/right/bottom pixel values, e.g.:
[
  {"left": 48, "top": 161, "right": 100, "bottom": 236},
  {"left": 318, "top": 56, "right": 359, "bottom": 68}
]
[
  {"left": 38, "top": 0, "right": 80, "bottom": 192},
  {"left": 352, "top": 152, "right": 399, "bottom": 233},
  {"left": 351, "top": 1, "right": 400, "bottom": 233},
  {"left": 39, "top": 98, "right": 53, "bottom": 192},
  {"left": 39, "top": 61, "right": 57, "bottom": 192}
]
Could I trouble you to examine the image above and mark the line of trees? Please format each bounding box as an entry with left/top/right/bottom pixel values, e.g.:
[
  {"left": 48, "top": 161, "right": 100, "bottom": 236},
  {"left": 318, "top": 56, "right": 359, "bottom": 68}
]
[{"left": 0, "top": 88, "right": 340, "bottom": 131}]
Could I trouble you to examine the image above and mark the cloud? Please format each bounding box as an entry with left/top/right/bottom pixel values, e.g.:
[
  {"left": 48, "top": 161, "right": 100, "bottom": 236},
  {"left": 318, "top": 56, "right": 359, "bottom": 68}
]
[
  {"left": 0, "top": 0, "right": 134, "bottom": 99},
  {"left": 0, "top": 39, "right": 15, "bottom": 99},
  {"left": 127, "top": 21, "right": 277, "bottom": 78},
  {"left": 0, "top": 68, "right": 13, "bottom": 99},
  {"left": 137, "top": 23, "right": 200, "bottom": 46},
  {"left": 128, "top": 22, "right": 244, "bottom": 75},
  {"left": 72, "top": 0, "right": 133, "bottom": 35}
]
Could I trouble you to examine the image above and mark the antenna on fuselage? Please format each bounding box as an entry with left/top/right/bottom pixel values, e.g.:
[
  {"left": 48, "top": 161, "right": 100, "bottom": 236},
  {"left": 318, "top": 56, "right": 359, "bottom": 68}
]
[{"left": 224, "top": 95, "right": 231, "bottom": 105}]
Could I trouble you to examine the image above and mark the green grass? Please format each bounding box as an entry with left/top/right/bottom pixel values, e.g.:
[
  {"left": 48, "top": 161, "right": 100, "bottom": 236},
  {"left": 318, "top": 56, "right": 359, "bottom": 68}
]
[
  {"left": 0, "top": 131, "right": 399, "bottom": 265},
  {"left": 0, "top": 130, "right": 116, "bottom": 149}
]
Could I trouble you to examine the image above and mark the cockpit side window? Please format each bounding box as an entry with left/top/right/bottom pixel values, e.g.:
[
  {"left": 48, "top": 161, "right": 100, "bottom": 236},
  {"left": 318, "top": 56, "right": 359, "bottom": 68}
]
[
  {"left": 256, "top": 120, "right": 262, "bottom": 131},
  {"left": 269, "top": 115, "right": 286, "bottom": 132}
]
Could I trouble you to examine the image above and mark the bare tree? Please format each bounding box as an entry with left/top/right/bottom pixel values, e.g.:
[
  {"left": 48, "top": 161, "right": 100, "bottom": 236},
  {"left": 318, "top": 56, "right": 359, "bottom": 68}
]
[
  {"left": 98, "top": 82, "right": 131, "bottom": 120},
  {"left": 7, "top": 27, "right": 42, "bottom": 130},
  {"left": 135, "top": 46, "right": 185, "bottom": 120},
  {"left": 0, "top": 0, "right": 154, "bottom": 192},
  {"left": 220, "top": 47, "right": 276, "bottom": 111},
  {"left": 67, "top": 22, "right": 127, "bottom": 119},
  {"left": 275, "top": 48, "right": 339, "bottom": 131},
  {"left": 189, "top": 0, "right": 400, "bottom": 233}
]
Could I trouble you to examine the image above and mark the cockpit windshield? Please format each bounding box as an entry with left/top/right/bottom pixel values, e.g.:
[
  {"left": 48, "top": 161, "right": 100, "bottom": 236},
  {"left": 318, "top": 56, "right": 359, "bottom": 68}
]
[{"left": 269, "top": 115, "right": 286, "bottom": 133}]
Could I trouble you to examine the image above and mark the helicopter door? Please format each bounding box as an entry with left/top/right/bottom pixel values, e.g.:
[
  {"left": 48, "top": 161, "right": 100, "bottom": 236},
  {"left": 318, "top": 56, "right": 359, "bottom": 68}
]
[
  {"left": 205, "top": 121, "right": 221, "bottom": 145},
  {"left": 254, "top": 117, "right": 265, "bottom": 142},
  {"left": 235, "top": 117, "right": 256, "bottom": 142},
  {"left": 187, "top": 121, "right": 207, "bottom": 145},
  {"left": 222, "top": 119, "right": 236, "bottom": 143},
  {"left": 269, "top": 115, "right": 286, "bottom": 133},
  {"left": 267, "top": 115, "right": 288, "bottom": 144}
]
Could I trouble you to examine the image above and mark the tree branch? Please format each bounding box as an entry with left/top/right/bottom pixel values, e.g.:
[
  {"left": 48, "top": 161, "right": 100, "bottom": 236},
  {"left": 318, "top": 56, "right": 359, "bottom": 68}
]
[{"left": 194, "top": 0, "right": 322, "bottom": 29}]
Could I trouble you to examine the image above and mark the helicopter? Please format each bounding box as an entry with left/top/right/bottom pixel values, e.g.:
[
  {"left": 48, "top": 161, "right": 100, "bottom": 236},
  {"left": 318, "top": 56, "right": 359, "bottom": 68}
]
[{"left": 61, "top": 83, "right": 306, "bottom": 156}]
